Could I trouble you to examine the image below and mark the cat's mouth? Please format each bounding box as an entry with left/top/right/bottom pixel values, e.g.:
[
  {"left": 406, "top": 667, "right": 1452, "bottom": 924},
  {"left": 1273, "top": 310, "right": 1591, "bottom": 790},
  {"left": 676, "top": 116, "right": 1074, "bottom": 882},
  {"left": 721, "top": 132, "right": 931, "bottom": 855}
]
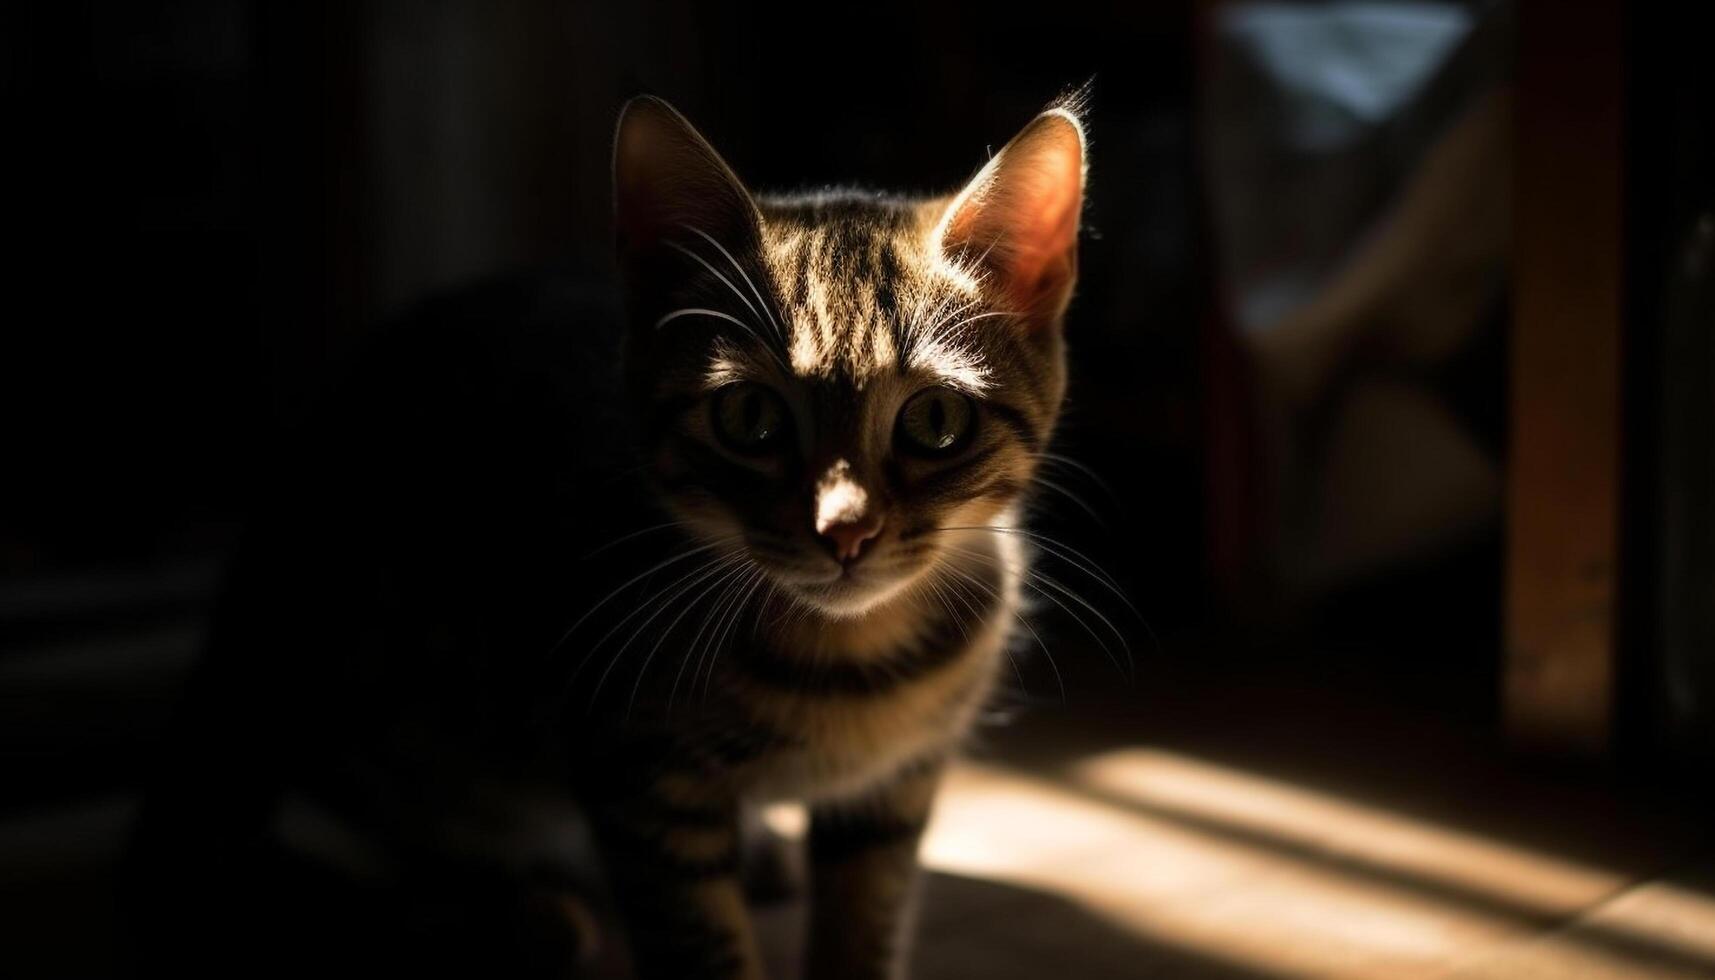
[{"left": 761, "top": 553, "right": 924, "bottom": 618}]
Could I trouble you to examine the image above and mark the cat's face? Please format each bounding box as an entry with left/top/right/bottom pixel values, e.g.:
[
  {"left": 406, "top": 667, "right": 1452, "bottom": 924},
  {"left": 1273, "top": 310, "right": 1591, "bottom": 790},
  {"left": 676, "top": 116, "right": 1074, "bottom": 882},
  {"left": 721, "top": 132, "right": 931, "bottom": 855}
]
[{"left": 615, "top": 97, "right": 1085, "bottom": 618}]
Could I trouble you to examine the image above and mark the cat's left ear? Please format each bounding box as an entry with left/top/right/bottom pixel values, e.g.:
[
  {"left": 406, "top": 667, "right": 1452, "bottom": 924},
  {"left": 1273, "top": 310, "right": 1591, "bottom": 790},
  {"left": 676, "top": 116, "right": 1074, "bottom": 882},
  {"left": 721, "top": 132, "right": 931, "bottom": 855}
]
[
  {"left": 933, "top": 103, "right": 1087, "bottom": 328},
  {"left": 613, "top": 96, "right": 761, "bottom": 263}
]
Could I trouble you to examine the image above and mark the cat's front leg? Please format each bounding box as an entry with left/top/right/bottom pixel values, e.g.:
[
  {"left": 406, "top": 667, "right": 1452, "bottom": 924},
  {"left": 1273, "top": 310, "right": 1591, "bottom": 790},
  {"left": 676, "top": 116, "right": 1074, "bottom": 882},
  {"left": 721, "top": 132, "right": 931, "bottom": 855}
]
[
  {"left": 805, "top": 757, "right": 944, "bottom": 980},
  {"left": 590, "top": 793, "right": 767, "bottom": 980}
]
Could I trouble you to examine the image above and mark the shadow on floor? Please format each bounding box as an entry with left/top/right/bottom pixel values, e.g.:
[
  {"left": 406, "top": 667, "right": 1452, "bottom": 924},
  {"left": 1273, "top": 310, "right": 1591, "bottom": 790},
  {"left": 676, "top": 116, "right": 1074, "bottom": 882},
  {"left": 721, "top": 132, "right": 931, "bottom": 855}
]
[{"left": 910, "top": 871, "right": 1275, "bottom": 980}]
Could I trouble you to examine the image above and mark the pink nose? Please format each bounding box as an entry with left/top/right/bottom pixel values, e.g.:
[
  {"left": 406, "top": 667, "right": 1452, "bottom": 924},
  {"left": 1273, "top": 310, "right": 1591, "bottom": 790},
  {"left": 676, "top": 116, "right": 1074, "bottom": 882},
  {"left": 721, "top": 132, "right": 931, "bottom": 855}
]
[{"left": 819, "top": 515, "right": 884, "bottom": 564}]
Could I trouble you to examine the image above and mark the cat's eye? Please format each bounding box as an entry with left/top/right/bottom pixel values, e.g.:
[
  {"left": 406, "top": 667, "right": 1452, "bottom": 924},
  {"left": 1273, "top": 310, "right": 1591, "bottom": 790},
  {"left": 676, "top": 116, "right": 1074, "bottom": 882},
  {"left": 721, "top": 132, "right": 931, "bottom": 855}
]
[
  {"left": 710, "top": 382, "right": 789, "bottom": 455},
  {"left": 896, "top": 387, "right": 976, "bottom": 458}
]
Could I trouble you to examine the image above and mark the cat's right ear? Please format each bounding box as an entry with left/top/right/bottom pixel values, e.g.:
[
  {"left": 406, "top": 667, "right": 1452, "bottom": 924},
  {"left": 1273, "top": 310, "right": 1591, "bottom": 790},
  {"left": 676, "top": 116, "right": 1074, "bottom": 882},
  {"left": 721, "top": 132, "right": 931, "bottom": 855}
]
[
  {"left": 932, "top": 102, "right": 1087, "bottom": 329},
  {"left": 613, "top": 96, "right": 761, "bottom": 262}
]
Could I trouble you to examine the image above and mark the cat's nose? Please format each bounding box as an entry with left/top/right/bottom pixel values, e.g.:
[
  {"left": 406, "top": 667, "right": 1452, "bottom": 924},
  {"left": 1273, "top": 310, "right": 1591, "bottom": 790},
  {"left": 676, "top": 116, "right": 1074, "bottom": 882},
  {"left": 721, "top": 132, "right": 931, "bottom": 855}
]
[
  {"left": 819, "top": 514, "right": 884, "bottom": 564},
  {"left": 814, "top": 460, "right": 883, "bottom": 564}
]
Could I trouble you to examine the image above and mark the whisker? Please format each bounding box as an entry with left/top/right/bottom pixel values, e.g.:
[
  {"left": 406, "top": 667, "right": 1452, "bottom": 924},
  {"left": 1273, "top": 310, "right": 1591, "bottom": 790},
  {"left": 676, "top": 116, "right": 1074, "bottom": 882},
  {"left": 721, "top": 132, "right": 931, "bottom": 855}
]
[
  {"left": 936, "top": 557, "right": 1061, "bottom": 702},
  {"left": 567, "top": 548, "right": 739, "bottom": 685},
  {"left": 699, "top": 566, "right": 767, "bottom": 703},
  {"left": 583, "top": 519, "right": 689, "bottom": 559},
  {"left": 586, "top": 552, "right": 746, "bottom": 711},
  {"left": 670, "top": 563, "right": 752, "bottom": 713},
  {"left": 585, "top": 552, "right": 742, "bottom": 656},
  {"left": 1030, "top": 451, "right": 1120, "bottom": 504},
  {"left": 941, "top": 538, "right": 1130, "bottom": 679},
  {"left": 914, "top": 577, "right": 967, "bottom": 643},
  {"left": 921, "top": 294, "right": 977, "bottom": 335},
  {"left": 926, "top": 567, "right": 1029, "bottom": 697},
  {"left": 915, "top": 290, "right": 968, "bottom": 337},
  {"left": 1020, "top": 562, "right": 1134, "bottom": 680},
  {"left": 752, "top": 580, "right": 781, "bottom": 640},
  {"left": 1028, "top": 474, "right": 1107, "bottom": 526},
  {"left": 680, "top": 225, "right": 787, "bottom": 342},
  {"left": 931, "top": 309, "right": 1018, "bottom": 344},
  {"left": 908, "top": 292, "right": 976, "bottom": 353},
  {"left": 917, "top": 302, "right": 979, "bottom": 352},
  {"left": 654, "top": 308, "right": 788, "bottom": 372},
  {"left": 665, "top": 240, "right": 768, "bottom": 332},
  {"left": 637, "top": 559, "right": 753, "bottom": 719},
  {"left": 548, "top": 537, "right": 737, "bottom": 659},
  {"left": 934, "top": 525, "right": 1133, "bottom": 610}
]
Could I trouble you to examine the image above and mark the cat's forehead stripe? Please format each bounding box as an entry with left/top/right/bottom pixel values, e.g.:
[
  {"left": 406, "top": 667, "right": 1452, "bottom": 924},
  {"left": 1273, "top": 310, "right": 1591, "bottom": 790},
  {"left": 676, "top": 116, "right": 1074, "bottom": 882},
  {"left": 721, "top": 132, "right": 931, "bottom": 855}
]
[{"left": 759, "top": 202, "right": 964, "bottom": 384}]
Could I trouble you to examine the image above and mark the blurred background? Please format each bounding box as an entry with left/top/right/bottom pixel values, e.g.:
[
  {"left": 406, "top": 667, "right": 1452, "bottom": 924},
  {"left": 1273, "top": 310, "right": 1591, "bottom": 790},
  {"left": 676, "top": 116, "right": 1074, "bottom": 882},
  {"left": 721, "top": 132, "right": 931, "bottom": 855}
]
[{"left": 3, "top": 1, "right": 1711, "bottom": 977}]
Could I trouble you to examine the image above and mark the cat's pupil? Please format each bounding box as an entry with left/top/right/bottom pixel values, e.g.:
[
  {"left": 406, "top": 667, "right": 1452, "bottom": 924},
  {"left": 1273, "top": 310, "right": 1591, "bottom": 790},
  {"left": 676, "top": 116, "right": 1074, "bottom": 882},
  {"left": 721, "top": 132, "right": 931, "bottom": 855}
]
[
  {"left": 712, "top": 384, "right": 784, "bottom": 454},
  {"left": 742, "top": 393, "right": 763, "bottom": 436},
  {"left": 928, "top": 398, "right": 947, "bottom": 441}
]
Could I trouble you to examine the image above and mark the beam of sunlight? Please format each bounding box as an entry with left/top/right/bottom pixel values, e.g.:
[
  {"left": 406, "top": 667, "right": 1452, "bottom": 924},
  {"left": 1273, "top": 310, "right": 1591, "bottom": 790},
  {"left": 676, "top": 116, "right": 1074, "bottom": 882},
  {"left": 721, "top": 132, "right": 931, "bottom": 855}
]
[
  {"left": 1067, "top": 749, "right": 1618, "bottom": 915},
  {"left": 920, "top": 755, "right": 1715, "bottom": 979},
  {"left": 1577, "top": 880, "right": 1715, "bottom": 963}
]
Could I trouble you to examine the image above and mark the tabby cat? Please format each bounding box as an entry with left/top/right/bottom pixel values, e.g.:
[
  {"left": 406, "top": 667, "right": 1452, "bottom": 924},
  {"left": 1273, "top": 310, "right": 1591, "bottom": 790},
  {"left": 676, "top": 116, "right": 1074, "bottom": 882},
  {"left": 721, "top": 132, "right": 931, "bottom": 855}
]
[{"left": 128, "top": 93, "right": 1087, "bottom": 980}]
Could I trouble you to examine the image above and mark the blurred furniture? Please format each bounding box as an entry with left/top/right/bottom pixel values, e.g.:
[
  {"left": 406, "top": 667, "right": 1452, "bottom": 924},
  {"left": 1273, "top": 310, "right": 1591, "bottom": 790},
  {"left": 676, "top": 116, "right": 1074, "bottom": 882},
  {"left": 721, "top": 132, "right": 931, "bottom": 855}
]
[
  {"left": 1508, "top": 0, "right": 1715, "bottom": 764},
  {"left": 1503, "top": 0, "right": 1624, "bottom": 755},
  {"left": 1200, "top": 0, "right": 1715, "bottom": 763},
  {"left": 1201, "top": 2, "right": 1511, "bottom": 607}
]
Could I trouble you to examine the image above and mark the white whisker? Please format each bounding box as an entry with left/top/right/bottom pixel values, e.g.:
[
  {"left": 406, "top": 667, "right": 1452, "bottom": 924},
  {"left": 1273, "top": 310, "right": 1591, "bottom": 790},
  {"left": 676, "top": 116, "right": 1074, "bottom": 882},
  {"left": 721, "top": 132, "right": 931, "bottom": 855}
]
[
  {"left": 656, "top": 308, "right": 789, "bottom": 371},
  {"left": 1030, "top": 474, "right": 1106, "bottom": 525},
  {"left": 549, "top": 537, "right": 737, "bottom": 660},
  {"left": 665, "top": 240, "right": 768, "bottom": 329},
  {"left": 945, "top": 541, "right": 1133, "bottom": 681},
  {"left": 583, "top": 519, "right": 689, "bottom": 559},
  {"left": 636, "top": 559, "right": 753, "bottom": 719},
  {"left": 935, "top": 525, "right": 1132, "bottom": 605},
  {"left": 936, "top": 556, "right": 1061, "bottom": 701},
  {"left": 587, "top": 551, "right": 747, "bottom": 711},
  {"left": 670, "top": 562, "right": 753, "bottom": 713},
  {"left": 681, "top": 224, "right": 786, "bottom": 341},
  {"left": 699, "top": 566, "right": 768, "bottom": 703}
]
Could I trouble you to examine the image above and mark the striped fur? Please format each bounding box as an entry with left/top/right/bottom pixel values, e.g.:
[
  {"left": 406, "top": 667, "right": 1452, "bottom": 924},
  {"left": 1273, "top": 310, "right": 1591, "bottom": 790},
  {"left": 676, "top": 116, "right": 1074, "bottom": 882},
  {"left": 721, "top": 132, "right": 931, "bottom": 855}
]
[{"left": 598, "top": 94, "right": 1087, "bottom": 979}]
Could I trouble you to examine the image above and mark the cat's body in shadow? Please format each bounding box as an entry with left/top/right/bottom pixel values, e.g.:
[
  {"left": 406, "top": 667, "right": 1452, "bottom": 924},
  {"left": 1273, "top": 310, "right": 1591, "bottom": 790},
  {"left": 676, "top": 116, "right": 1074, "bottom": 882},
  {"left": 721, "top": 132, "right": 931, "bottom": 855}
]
[{"left": 128, "top": 95, "right": 1088, "bottom": 980}]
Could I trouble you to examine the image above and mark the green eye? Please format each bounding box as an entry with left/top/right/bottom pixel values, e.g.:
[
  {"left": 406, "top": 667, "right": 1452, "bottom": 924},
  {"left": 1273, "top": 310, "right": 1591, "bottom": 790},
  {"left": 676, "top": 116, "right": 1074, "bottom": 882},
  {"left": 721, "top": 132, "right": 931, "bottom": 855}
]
[
  {"left": 711, "top": 383, "right": 788, "bottom": 454},
  {"left": 896, "top": 387, "right": 976, "bottom": 457}
]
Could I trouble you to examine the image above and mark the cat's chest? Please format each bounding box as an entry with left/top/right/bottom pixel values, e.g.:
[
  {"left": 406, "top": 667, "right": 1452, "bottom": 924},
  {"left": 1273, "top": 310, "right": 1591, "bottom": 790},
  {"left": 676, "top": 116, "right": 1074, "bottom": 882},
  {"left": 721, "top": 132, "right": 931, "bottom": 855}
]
[{"left": 728, "top": 616, "right": 1008, "bottom": 803}]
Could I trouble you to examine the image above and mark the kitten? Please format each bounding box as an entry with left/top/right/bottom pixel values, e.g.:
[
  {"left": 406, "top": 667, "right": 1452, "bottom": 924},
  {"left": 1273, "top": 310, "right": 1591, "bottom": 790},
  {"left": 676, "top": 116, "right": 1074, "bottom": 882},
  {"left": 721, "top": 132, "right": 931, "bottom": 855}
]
[{"left": 127, "top": 94, "right": 1086, "bottom": 980}]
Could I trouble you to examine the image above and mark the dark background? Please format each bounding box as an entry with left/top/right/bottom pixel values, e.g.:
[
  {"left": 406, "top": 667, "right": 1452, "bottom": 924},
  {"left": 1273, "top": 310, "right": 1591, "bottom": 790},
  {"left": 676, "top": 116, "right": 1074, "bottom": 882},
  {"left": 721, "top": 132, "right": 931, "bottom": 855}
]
[{"left": 5, "top": 1, "right": 1199, "bottom": 591}]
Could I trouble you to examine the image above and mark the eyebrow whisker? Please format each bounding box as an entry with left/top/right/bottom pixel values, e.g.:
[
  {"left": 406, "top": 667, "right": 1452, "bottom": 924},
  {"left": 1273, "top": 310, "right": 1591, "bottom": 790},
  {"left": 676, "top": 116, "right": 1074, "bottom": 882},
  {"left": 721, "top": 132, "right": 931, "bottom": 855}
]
[
  {"left": 680, "top": 224, "right": 787, "bottom": 344},
  {"left": 665, "top": 239, "right": 768, "bottom": 328},
  {"left": 656, "top": 307, "right": 790, "bottom": 372}
]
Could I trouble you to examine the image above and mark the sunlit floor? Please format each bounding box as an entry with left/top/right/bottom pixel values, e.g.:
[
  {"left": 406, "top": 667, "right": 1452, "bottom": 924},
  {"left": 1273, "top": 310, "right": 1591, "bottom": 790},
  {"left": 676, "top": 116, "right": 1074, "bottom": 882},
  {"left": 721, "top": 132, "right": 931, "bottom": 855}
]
[
  {"left": 751, "top": 681, "right": 1714, "bottom": 980},
  {"left": 904, "top": 755, "right": 1714, "bottom": 979}
]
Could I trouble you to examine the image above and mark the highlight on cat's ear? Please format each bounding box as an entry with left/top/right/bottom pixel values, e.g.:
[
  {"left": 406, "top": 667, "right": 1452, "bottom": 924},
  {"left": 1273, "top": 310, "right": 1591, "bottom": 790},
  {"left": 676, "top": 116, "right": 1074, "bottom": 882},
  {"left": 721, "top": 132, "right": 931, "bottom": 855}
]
[
  {"left": 934, "top": 103, "right": 1088, "bottom": 326},
  {"left": 613, "top": 95, "right": 760, "bottom": 259}
]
